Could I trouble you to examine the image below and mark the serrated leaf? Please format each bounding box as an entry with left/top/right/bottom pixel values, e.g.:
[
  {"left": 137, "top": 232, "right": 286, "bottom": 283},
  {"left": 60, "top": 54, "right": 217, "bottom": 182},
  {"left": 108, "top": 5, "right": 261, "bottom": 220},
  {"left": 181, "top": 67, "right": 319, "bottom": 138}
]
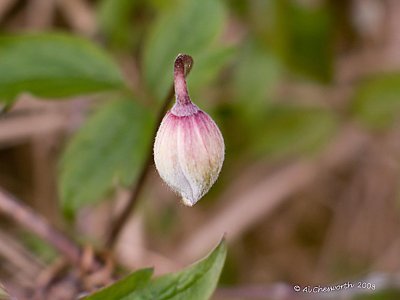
[
  {"left": 126, "top": 238, "right": 227, "bottom": 300},
  {"left": 83, "top": 268, "right": 153, "bottom": 300},
  {"left": 59, "top": 98, "right": 154, "bottom": 217},
  {"left": 351, "top": 73, "right": 400, "bottom": 129},
  {"left": 143, "top": 0, "right": 226, "bottom": 101},
  {"left": 0, "top": 33, "right": 125, "bottom": 103},
  {"left": 272, "top": 0, "right": 333, "bottom": 82}
]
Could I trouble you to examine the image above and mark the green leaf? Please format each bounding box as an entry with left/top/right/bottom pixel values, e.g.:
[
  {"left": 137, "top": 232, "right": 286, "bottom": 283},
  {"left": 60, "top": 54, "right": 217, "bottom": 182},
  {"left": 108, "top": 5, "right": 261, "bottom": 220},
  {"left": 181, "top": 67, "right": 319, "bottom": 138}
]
[
  {"left": 143, "top": 0, "right": 227, "bottom": 101},
  {"left": 59, "top": 97, "right": 154, "bottom": 217},
  {"left": 0, "top": 33, "right": 125, "bottom": 103},
  {"left": 251, "top": 105, "right": 337, "bottom": 158},
  {"left": 83, "top": 239, "right": 226, "bottom": 300},
  {"left": 351, "top": 73, "right": 400, "bottom": 129},
  {"left": 148, "top": 0, "right": 179, "bottom": 11},
  {"left": 234, "top": 40, "right": 281, "bottom": 112},
  {"left": 272, "top": 0, "right": 333, "bottom": 82},
  {"left": 126, "top": 238, "right": 227, "bottom": 300},
  {"left": 97, "top": 0, "right": 139, "bottom": 49},
  {"left": 83, "top": 268, "right": 153, "bottom": 300}
]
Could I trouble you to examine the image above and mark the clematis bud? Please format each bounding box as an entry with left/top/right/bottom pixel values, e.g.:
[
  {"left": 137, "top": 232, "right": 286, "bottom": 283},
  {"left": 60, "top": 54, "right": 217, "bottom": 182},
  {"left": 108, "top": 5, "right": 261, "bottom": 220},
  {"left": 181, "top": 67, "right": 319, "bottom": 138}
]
[{"left": 154, "top": 54, "right": 225, "bottom": 206}]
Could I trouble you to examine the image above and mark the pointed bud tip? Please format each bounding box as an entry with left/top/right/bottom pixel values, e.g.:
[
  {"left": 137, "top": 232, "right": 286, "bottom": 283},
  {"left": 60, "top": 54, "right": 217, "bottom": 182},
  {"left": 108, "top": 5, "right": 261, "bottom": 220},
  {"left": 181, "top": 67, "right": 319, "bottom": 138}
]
[
  {"left": 154, "top": 108, "right": 224, "bottom": 206},
  {"left": 182, "top": 197, "right": 197, "bottom": 207}
]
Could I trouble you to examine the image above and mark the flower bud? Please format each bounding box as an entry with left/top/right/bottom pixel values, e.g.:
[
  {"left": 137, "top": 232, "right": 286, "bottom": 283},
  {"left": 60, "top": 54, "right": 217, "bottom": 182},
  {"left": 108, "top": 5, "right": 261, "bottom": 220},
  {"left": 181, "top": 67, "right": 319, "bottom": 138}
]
[{"left": 154, "top": 54, "right": 224, "bottom": 206}]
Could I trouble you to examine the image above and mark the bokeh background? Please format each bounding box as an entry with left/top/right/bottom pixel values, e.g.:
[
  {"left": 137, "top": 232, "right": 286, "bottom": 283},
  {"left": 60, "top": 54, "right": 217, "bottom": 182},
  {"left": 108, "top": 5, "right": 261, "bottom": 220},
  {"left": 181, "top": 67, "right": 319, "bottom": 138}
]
[{"left": 1, "top": 0, "right": 400, "bottom": 299}]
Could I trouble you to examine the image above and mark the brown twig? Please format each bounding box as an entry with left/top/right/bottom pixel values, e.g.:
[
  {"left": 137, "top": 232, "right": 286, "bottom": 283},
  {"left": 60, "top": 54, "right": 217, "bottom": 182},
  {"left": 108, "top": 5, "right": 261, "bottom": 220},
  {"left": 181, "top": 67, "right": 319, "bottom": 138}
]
[
  {"left": 0, "top": 230, "right": 44, "bottom": 285},
  {"left": 106, "top": 54, "right": 194, "bottom": 247},
  {"left": 0, "top": 0, "right": 16, "bottom": 20},
  {"left": 0, "top": 186, "right": 81, "bottom": 266}
]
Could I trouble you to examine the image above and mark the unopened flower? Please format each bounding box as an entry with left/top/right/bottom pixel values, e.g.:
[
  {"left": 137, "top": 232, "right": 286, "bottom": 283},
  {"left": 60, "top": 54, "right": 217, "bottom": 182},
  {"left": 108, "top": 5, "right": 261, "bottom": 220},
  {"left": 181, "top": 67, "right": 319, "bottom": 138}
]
[{"left": 154, "top": 54, "right": 225, "bottom": 206}]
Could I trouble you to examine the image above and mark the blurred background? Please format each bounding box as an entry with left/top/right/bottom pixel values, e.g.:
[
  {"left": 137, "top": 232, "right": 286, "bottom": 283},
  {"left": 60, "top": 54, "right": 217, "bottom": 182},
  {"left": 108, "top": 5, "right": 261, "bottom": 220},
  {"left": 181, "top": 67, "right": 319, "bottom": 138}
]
[{"left": 1, "top": 0, "right": 400, "bottom": 299}]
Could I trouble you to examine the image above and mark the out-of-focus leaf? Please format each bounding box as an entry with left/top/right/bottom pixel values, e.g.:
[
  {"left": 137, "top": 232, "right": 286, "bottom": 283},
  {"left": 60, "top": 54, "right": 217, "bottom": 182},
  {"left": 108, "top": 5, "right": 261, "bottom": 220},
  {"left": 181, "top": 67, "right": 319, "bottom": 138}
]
[
  {"left": 218, "top": 40, "right": 281, "bottom": 159},
  {"left": 247, "top": 0, "right": 276, "bottom": 38},
  {"left": 59, "top": 98, "right": 154, "bottom": 217},
  {"left": 0, "top": 33, "right": 125, "bottom": 103},
  {"left": 225, "top": 0, "right": 250, "bottom": 17},
  {"left": 352, "top": 73, "right": 400, "bottom": 129},
  {"left": 97, "top": 0, "right": 138, "bottom": 49},
  {"left": 251, "top": 106, "right": 337, "bottom": 158},
  {"left": 187, "top": 46, "right": 236, "bottom": 99},
  {"left": 272, "top": 0, "right": 333, "bottom": 82},
  {"left": 143, "top": 0, "right": 226, "bottom": 101},
  {"left": 148, "top": 0, "right": 179, "bottom": 11},
  {"left": 126, "top": 238, "right": 226, "bottom": 300},
  {"left": 83, "top": 269, "right": 153, "bottom": 300},
  {"left": 234, "top": 40, "right": 281, "bottom": 113}
]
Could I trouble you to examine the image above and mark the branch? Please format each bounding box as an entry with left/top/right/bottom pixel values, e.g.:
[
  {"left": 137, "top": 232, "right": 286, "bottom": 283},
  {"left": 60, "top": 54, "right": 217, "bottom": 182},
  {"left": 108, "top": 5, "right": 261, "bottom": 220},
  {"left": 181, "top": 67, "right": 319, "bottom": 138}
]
[{"left": 0, "top": 186, "right": 81, "bottom": 266}]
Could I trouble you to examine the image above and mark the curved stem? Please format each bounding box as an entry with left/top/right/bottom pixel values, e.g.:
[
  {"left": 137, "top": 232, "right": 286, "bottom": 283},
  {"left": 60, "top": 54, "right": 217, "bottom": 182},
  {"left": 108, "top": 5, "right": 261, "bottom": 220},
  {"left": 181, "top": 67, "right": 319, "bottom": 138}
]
[
  {"left": 107, "top": 54, "right": 194, "bottom": 247},
  {"left": 174, "top": 54, "right": 193, "bottom": 105}
]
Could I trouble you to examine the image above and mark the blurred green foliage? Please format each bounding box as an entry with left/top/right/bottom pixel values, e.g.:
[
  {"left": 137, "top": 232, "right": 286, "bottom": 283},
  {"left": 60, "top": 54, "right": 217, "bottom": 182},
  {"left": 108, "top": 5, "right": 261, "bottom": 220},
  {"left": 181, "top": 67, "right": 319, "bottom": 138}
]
[
  {"left": 352, "top": 73, "right": 400, "bottom": 129},
  {"left": 186, "top": 46, "right": 235, "bottom": 99},
  {"left": 271, "top": 0, "right": 334, "bottom": 82},
  {"left": 143, "top": 0, "right": 226, "bottom": 101},
  {"left": 0, "top": 0, "right": 400, "bottom": 296},
  {"left": 0, "top": 0, "right": 396, "bottom": 231},
  {"left": 0, "top": 34, "right": 124, "bottom": 103},
  {"left": 233, "top": 41, "right": 280, "bottom": 107},
  {"left": 59, "top": 98, "right": 154, "bottom": 217},
  {"left": 98, "top": 0, "right": 140, "bottom": 49},
  {"left": 250, "top": 105, "right": 337, "bottom": 158}
]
